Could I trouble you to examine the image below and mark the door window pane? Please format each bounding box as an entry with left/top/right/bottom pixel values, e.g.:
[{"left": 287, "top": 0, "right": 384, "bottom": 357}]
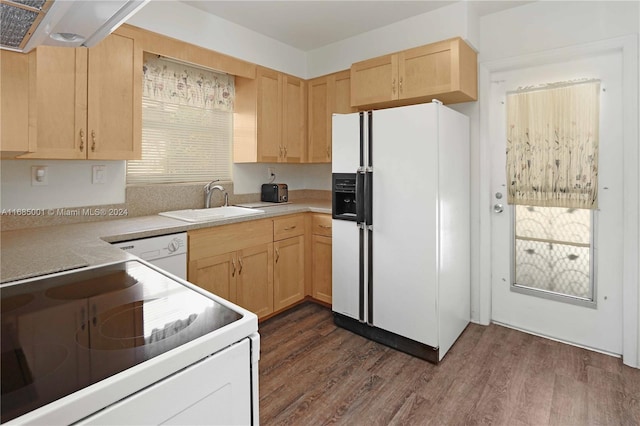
[{"left": 513, "top": 205, "right": 593, "bottom": 301}]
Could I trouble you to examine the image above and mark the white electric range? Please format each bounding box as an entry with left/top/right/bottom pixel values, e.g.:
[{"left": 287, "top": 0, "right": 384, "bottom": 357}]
[{"left": 1, "top": 259, "right": 259, "bottom": 425}]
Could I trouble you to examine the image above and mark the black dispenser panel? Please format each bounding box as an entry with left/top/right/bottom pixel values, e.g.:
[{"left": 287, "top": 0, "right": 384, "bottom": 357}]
[{"left": 332, "top": 173, "right": 357, "bottom": 221}]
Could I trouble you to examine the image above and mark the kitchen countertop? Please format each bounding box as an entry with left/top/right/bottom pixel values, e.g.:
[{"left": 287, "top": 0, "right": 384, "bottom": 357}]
[{"left": 0, "top": 199, "right": 331, "bottom": 284}]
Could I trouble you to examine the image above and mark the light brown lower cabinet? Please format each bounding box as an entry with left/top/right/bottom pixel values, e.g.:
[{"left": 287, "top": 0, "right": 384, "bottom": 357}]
[
  {"left": 273, "top": 215, "right": 305, "bottom": 311},
  {"left": 188, "top": 213, "right": 329, "bottom": 319},
  {"left": 311, "top": 214, "right": 332, "bottom": 304},
  {"left": 188, "top": 252, "right": 237, "bottom": 302},
  {"left": 235, "top": 243, "right": 275, "bottom": 318},
  {"left": 189, "top": 243, "right": 274, "bottom": 319},
  {"left": 274, "top": 235, "right": 305, "bottom": 311},
  {"left": 311, "top": 235, "right": 332, "bottom": 304},
  {"left": 188, "top": 219, "right": 274, "bottom": 319}
]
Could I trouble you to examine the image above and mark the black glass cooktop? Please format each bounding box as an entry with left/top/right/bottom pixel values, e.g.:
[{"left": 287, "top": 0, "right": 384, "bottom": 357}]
[{"left": 0, "top": 260, "right": 242, "bottom": 423}]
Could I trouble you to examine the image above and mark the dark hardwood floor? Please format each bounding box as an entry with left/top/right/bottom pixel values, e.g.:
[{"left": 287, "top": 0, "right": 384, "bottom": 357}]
[{"left": 258, "top": 302, "right": 640, "bottom": 425}]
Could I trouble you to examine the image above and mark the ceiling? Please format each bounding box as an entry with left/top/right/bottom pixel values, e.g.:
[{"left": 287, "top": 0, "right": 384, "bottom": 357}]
[{"left": 180, "top": 1, "right": 532, "bottom": 51}]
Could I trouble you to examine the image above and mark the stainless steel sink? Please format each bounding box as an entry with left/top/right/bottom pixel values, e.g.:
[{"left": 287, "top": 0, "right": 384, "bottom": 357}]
[{"left": 158, "top": 206, "right": 265, "bottom": 222}]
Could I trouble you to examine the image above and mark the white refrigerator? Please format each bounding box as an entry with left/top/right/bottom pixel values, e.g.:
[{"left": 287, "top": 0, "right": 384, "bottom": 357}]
[{"left": 331, "top": 101, "right": 470, "bottom": 363}]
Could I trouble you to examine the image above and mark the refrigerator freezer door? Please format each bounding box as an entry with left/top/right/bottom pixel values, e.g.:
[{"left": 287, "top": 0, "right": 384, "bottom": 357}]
[
  {"left": 370, "top": 103, "right": 440, "bottom": 347},
  {"left": 332, "top": 219, "right": 362, "bottom": 320},
  {"left": 332, "top": 113, "right": 362, "bottom": 173}
]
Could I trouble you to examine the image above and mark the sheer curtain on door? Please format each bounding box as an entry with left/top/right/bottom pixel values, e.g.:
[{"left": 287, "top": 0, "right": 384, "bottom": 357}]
[{"left": 505, "top": 80, "right": 600, "bottom": 302}]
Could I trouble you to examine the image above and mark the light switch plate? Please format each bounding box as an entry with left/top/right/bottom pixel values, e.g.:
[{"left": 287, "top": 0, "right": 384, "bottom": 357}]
[{"left": 92, "top": 165, "right": 107, "bottom": 184}]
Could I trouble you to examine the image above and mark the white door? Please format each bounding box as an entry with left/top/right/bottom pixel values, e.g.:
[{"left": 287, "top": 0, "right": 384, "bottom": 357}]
[
  {"left": 489, "top": 51, "right": 624, "bottom": 354},
  {"left": 332, "top": 112, "right": 362, "bottom": 320},
  {"left": 371, "top": 104, "right": 439, "bottom": 347}
]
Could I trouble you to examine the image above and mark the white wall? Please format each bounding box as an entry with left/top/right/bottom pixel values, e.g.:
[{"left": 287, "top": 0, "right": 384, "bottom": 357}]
[
  {"left": 0, "top": 160, "right": 125, "bottom": 209},
  {"left": 232, "top": 163, "right": 331, "bottom": 194},
  {"left": 479, "top": 1, "right": 638, "bottom": 62}
]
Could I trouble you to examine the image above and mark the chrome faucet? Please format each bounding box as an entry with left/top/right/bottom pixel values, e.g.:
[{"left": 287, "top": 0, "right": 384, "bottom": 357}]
[{"left": 204, "top": 179, "right": 229, "bottom": 208}]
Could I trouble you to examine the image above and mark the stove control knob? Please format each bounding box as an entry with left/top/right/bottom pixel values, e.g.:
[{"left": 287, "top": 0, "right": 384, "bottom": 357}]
[{"left": 167, "top": 238, "right": 182, "bottom": 253}]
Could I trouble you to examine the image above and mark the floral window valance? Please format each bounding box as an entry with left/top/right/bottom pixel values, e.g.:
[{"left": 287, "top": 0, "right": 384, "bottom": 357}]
[
  {"left": 142, "top": 54, "right": 234, "bottom": 112},
  {"left": 506, "top": 80, "right": 600, "bottom": 209}
]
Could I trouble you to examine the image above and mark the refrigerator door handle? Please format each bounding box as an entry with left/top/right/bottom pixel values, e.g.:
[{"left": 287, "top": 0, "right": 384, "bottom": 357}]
[
  {"left": 359, "top": 112, "right": 365, "bottom": 168},
  {"left": 367, "top": 227, "right": 373, "bottom": 325},
  {"left": 359, "top": 226, "right": 366, "bottom": 322},
  {"left": 364, "top": 169, "right": 373, "bottom": 226},
  {"left": 355, "top": 170, "right": 365, "bottom": 224}
]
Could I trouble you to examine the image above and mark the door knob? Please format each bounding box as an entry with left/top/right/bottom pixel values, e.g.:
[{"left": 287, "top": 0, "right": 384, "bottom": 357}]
[{"left": 494, "top": 204, "right": 504, "bottom": 213}]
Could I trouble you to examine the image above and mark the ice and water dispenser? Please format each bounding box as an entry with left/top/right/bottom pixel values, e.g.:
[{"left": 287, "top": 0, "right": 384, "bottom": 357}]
[{"left": 332, "top": 173, "right": 357, "bottom": 221}]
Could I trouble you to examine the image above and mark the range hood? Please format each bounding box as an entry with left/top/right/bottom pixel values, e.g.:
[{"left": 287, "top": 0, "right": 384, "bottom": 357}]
[{"left": 0, "top": 0, "right": 149, "bottom": 52}]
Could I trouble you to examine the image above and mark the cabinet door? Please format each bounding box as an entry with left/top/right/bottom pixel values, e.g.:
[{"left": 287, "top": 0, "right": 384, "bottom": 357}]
[
  {"left": 256, "top": 68, "right": 282, "bottom": 163},
  {"left": 18, "top": 46, "right": 87, "bottom": 159},
  {"left": 312, "top": 235, "right": 332, "bottom": 304},
  {"left": 307, "top": 76, "right": 330, "bottom": 163},
  {"left": 282, "top": 75, "right": 306, "bottom": 163},
  {"left": 87, "top": 33, "right": 141, "bottom": 160},
  {"left": 350, "top": 54, "right": 397, "bottom": 107},
  {"left": 274, "top": 235, "right": 305, "bottom": 311},
  {"left": 1, "top": 50, "right": 33, "bottom": 155},
  {"left": 188, "top": 252, "right": 238, "bottom": 303},
  {"left": 398, "top": 42, "right": 453, "bottom": 100},
  {"left": 236, "top": 243, "right": 274, "bottom": 319},
  {"left": 334, "top": 70, "right": 353, "bottom": 114}
]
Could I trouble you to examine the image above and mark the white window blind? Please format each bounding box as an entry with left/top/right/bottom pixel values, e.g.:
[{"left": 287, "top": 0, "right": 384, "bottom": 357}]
[{"left": 127, "top": 55, "right": 234, "bottom": 184}]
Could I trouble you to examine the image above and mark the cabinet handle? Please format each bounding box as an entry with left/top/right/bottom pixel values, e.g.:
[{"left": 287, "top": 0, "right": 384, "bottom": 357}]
[
  {"left": 319, "top": 225, "right": 331, "bottom": 229},
  {"left": 238, "top": 258, "right": 243, "bottom": 274},
  {"left": 279, "top": 146, "right": 284, "bottom": 158},
  {"left": 284, "top": 225, "right": 296, "bottom": 231},
  {"left": 399, "top": 76, "right": 403, "bottom": 94},
  {"left": 326, "top": 146, "right": 330, "bottom": 158},
  {"left": 91, "top": 130, "right": 96, "bottom": 152},
  {"left": 81, "top": 307, "right": 86, "bottom": 330},
  {"left": 392, "top": 78, "right": 396, "bottom": 95},
  {"left": 275, "top": 248, "right": 280, "bottom": 263},
  {"left": 284, "top": 146, "right": 288, "bottom": 157},
  {"left": 232, "top": 259, "right": 236, "bottom": 277},
  {"left": 91, "top": 304, "right": 97, "bottom": 326},
  {"left": 79, "top": 129, "right": 85, "bottom": 152}
]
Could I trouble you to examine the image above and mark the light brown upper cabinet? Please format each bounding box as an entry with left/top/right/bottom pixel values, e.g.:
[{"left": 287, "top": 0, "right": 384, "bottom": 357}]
[
  {"left": 307, "top": 70, "right": 354, "bottom": 163},
  {"left": 234, "top": 66, "right": 306, "bottom": 163},
  {"left": 15, "top": 33, "right": 141, "bottom": 160},
  {"left": 0, "top": 50, "right": 33, "bottom": 157},
  {"left": 350, "top": 37, "right": 477, "bottom": 109}
]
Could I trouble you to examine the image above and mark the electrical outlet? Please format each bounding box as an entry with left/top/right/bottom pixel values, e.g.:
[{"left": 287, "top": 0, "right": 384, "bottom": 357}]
[
  {"left": 92, "top": 165, "right": 107, "bottom": 184},
  {"left": 267, "top": 167, "right": 275, "bottom": 179},
  {"left": 31, "top": 166, "right": 48, "bottom": 186}
]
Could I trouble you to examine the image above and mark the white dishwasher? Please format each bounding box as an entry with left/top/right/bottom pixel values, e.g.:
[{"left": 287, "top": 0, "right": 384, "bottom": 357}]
[{"left": 112, "top": 232, "right": 187, "bottom": 279}]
